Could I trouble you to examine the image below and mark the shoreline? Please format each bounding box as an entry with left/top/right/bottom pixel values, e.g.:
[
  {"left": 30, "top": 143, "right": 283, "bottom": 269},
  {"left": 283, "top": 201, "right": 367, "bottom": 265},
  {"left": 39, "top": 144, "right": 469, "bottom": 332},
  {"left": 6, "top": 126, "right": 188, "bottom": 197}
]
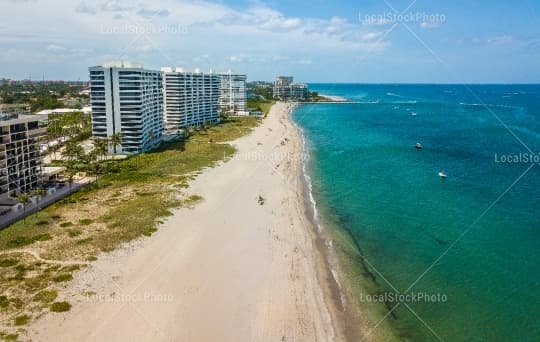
[
  {"left": 318, "top": 94, "right": 348, "bottom": 102},
  {"left": 28, "top": 102, "right": 347, "bottom": 341},
  {"left": 291, "top": 102, "right": 401, "bottom": 341}
]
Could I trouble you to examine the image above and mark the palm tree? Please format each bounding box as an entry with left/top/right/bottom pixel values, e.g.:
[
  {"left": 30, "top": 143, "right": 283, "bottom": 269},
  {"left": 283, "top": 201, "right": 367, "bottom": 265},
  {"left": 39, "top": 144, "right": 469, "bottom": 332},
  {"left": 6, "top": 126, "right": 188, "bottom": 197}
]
[
  {"left": 184, "top": 126, "right": 195, "bottom": 140},
  {"left": 67, "top": 172, "right": 75, "bottom": 189},
  {"left": 62, "top": 141, "right": 84, "bottom": 164},
  {"left": 109, "top": 133, "right": 122, "bottom": 155},
  {"left": 147, "top": 130, "right": 155, "bottom": 148},
  {"left": 17, "top": 193, "right": 31, "bottom": 222},
  {"left": 33, "top": 187, "right": 46, "bottom": 216},
  {"left": 33, "top": 187, "right": 46, "bottom": 202},
  {"left": 86, "top": 150, "right": 100, "bottom": 182},
  {"left": 219, "top": 107, "right": 230, "bottom": 121},
  {"left": 93, "top": 138, "right": 108, "bottom": 161},
  {"left": 48, "top": 143, "right": 60, "bottom": 161}
]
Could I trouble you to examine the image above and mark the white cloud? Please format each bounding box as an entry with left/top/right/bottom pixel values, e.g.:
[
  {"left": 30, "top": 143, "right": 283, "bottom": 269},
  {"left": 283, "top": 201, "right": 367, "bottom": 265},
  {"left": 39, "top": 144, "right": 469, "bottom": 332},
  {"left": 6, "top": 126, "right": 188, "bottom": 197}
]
[
  {"left": 362, "top": 17, "right": 392, "bottom": 27},
  {"left": 488, "top": 35, "right": 513, "bottom": 44},
  {"left": 360, "top": 32, "right": 383, "bottom": 42},
  {"left": 47, "top": 44, "right": 66, "bottom": 52},
  {"left": 0, "top": 0, "right": 393, "bottom": 78},
  {"left": 420, "top": 21, "right": 441, "bottom": 29}
]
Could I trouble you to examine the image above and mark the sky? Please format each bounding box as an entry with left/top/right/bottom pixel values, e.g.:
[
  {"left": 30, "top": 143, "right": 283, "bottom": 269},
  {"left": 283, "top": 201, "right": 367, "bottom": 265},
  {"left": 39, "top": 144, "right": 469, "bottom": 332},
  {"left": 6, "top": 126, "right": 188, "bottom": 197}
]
[{"left": 1, "top": 0, "right": 539, "bottom": 83}]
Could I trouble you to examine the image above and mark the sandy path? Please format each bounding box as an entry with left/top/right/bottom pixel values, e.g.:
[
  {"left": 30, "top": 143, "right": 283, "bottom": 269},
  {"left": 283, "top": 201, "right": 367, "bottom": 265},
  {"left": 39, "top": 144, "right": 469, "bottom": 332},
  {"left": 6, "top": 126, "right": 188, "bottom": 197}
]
[{"left": 29, "top": 102, "right": 343, "bottom": 342}]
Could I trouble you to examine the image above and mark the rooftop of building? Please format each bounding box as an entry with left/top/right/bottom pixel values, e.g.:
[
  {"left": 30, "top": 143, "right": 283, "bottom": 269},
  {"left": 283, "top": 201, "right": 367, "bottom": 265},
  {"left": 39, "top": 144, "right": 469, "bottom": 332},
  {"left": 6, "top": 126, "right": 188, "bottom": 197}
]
[
  {"left": 101, "top": 60, "right": 143, "bottom": 68},
  {"left": 0, "top": 113, "right": 42, "bottom": 124},
  {"left": 161, "top": 67, "right": 218, "bottom": 75},
  {"left": 35, "top": 106, "right": 91, "bottom": 115}
]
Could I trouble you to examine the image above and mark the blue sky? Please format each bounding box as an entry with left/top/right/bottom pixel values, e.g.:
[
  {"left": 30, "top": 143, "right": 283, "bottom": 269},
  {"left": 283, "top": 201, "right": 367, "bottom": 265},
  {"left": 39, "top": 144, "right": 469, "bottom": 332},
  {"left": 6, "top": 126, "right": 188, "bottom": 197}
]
[{"left": 1, "top": 0, "right": 539, "bottom": 83}]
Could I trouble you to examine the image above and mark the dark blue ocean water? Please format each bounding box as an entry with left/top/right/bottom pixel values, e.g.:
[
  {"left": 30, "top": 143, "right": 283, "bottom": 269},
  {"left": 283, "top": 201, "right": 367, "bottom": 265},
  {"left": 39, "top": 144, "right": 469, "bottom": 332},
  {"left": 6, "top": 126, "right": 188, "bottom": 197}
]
[{"left": 293, "top": 84, "right": 540, "bottom": 341}]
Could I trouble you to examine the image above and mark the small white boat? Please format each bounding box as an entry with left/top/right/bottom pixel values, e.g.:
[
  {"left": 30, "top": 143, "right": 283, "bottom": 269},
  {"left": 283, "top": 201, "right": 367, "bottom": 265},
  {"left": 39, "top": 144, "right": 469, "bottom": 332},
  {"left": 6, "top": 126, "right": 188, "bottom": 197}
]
[
  {"left": 438, "top": 171, "right": 448, "bottom": 178},
  {"left": 411, "top": 112, "right": 417, "bottom": 116},
  {"left": 415, "top": 143, "right": 423, "bottom": 149}
]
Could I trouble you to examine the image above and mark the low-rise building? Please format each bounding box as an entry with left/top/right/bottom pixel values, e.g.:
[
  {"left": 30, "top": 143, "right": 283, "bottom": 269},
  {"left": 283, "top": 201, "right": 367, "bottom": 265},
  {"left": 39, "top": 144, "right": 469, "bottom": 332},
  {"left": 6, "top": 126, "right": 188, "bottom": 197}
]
[{"left": 0, "top": 113, "right": 45, "bottom": 199}]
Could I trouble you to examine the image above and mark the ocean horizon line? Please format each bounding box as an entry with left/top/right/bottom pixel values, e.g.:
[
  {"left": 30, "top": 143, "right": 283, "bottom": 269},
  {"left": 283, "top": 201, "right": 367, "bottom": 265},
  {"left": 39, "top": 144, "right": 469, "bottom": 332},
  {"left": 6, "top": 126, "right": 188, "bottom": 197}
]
[{"left": 307, "top": 82, "right": 540, "bottom": 85}]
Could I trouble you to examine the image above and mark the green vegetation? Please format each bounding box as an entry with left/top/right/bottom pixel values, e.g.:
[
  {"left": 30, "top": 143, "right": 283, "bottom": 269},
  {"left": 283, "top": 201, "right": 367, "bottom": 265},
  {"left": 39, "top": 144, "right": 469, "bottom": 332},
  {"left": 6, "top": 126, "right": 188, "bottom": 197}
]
[
  {"left": 247, "top": 99, "right": 274, "bottom": 116},
  {"left": 0, "top": 296, "right": 8, "bottom": 308},
  {"left": 52, "top": 274, "right": 73, "bottom": 283},
  {"left": 14, "top": 314, "right": 30, "bottom": 326},
  {"left": 0, "top": 82, "right": 87, "bottom": 112},
  {"left": 142, "top": 228, "right": 158, "bottom": 237},
  {"left": 0, "top": 115, "right": 264, "bottom": 336},
  {"left": 50, "top": 301, "right": 71, "bottom": 313},
  {"left": 16, "top": 193, "right": 31, "bottom": 222},
  {"left": 33, "top": 289, "right": 58, "bottom": 304},
  {"left": 6, "top": 233, "right": 52, "bottom": 248},
  {"left": 0, "top": 259, "right": 18, "bottom": 267},
  {"left": 67, "top": 229, "right": 82, "bottom": 238},
  {"left": 0, "top": 332, "right": 19, "bottom": 341},
  {"left": 78, "top": 219, "right": 93, "bottom": 226},
  {"left": 47, "top": 111, "right": 92, "bottom": 161},
  {"left": 247, "top": 82, "right": 273, "bottom": 100}
]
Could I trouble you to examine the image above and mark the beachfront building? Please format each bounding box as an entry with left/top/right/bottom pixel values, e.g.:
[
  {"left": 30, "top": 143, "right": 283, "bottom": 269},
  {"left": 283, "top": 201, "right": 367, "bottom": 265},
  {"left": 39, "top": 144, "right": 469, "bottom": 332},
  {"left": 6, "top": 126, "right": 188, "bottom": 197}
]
[
  {"left": 273, "top": 76, "right": 293, "bottom": 99},
  {"left": 161, "top": 67, "right": 220, "bottom": 132},
  {"left": 219, "top": 71, "right": 248, "bottom": 116},
  {"left": 0, "top": 113, "right": 45, "bottom": 199},
  {"left": 89, "top": 61, "right": 163, "bottom": 154},
  {"left": 273, "top": 76, "right": 309, "bottom": 100},
  {"left": 290, "top": 83, "right": 309, "bottom": 100}
]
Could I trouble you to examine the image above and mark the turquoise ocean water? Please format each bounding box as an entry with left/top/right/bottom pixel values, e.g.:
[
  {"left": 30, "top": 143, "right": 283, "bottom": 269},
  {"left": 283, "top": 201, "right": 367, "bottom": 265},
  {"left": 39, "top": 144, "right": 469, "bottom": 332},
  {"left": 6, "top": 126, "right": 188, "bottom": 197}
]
[{"left": 293, "top": 84, "right": 540, "bottom": 341}]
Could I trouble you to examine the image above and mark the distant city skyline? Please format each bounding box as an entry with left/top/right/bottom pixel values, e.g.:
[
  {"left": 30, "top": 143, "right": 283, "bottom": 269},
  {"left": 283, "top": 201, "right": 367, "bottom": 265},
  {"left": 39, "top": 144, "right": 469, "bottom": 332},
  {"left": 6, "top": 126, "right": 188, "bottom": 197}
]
[{"left": 1, "top": 0, "right": 539, "bottom": 83}]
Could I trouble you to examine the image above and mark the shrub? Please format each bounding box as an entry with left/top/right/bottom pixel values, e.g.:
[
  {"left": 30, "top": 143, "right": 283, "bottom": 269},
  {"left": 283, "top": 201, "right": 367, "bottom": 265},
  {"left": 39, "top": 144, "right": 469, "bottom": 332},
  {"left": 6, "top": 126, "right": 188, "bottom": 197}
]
[
  {"left": 0, "top": 295, "right": 8, "bottom": 308},
  {"left": 0, "top": 259, "right": 18, "bottom": 267},
  {"left": 2, "top": 333, "right": 18, "bottom": 341},
  {"left": 50, "top": 301, "right": 71, "bottom": 312},
  {"left": 14, "top": 314, "right": 30, "bottom": 326},
  {"left": 32, "top": 233, "right": 52, "bottom": 242},
  {"left": 67, "top": 229, "right": 82, "bottom": 238},
  {"left": 76, "top": 237, "right": 93, "bottom": 245},
  {"left": 79, "top": 219, "right": 93, "bottom": 226},
  {"left": 6, "top": 236, "right": 33, "bottom": 248},
  {"left": 142, "top": 228, "right": 157, "bottom": 237},
  {"left": 59, "top": 222, "right": 73, "bottom": 227},
  {"left": 6, "top": 233, "right": 52, "bottom": 247},
  {"left": 52, "top": 274, "right": 73, "bottom": 282},
  {"left": 33, "top": 290, "right": 58, "bottom": 304}
]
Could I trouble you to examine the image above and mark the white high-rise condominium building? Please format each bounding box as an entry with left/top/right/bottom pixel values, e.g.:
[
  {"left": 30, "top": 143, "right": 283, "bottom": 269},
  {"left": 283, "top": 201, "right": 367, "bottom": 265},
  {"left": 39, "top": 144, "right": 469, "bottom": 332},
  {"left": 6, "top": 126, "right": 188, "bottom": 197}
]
[
  {"left": 219, "top": 71, "right": 247, "bottom": 115},
  {"left": 161, "top": 67, "right": 220, "bottom": 132},
  {"left": 89, "top": 61, "right": 163, "bottom": 154}
]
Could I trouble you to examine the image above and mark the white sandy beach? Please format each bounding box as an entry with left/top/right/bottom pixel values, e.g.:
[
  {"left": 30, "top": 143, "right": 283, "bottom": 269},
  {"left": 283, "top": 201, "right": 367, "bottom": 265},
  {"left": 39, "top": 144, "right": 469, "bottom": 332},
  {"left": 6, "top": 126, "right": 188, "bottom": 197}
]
[{"left": 29, "top": 102, "right": 345, "bottom": 342}]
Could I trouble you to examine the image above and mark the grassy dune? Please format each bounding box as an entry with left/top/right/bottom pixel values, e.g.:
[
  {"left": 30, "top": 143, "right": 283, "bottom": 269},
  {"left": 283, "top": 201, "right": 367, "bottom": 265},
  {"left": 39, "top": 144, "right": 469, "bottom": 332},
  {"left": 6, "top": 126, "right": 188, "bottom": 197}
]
[{"left": 0, "top": 116, "right": 262, "bottom": 340}]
